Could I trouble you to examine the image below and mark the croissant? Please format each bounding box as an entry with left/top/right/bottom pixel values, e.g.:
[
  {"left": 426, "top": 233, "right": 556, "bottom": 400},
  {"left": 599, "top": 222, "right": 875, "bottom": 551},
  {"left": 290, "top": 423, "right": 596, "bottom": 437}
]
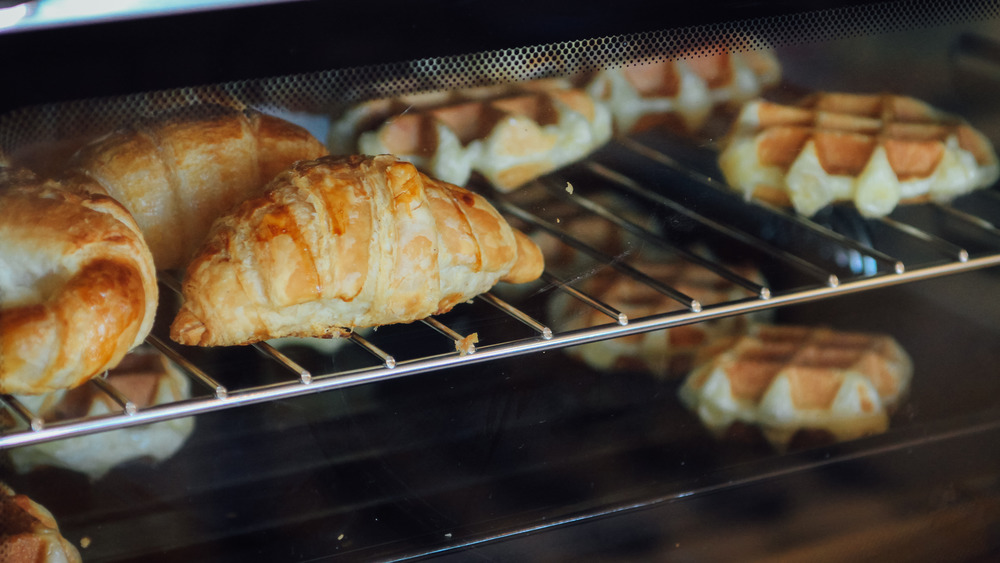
[
  {"left": 170, "top": 154, "right": 545, "bottom": 347},
  {"left": 0, "top": 169, "right": 158, "bottom": 394},
  {"left": 69, "top": 104, "right": 328, "bottom": 270}
]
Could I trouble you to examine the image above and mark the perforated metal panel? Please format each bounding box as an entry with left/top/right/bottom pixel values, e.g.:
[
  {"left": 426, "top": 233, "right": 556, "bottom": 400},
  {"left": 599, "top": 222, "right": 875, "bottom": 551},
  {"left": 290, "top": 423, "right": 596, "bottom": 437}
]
[{"left": 1, "top": 0, "right": 997, "bottom": 156}]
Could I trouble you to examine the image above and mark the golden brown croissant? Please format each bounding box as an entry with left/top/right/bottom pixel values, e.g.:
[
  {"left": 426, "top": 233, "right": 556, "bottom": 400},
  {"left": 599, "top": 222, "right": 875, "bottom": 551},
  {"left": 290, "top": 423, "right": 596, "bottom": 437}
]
[
  {"left": 0, "top": 169, "right": 158, "bottom": 394},
  {"left": 69, "top": 104, "right": 328, "bottom": 270},
  {"left": 170, "top": 154, "right": 544, "bottom": 347}
]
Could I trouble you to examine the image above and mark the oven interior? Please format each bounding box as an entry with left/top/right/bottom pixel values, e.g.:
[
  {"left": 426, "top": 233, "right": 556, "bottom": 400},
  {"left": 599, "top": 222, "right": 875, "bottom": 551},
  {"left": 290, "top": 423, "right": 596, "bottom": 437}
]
[{"left": 2, "top": 2, "right": 1000, "bottom": 561}]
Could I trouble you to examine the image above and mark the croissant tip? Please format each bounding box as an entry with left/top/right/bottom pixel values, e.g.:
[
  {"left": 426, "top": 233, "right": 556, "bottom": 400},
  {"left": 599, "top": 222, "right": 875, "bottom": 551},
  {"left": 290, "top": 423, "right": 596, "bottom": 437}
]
[{"left": 170, "top": 309, "right": 208, "bottom": 346}]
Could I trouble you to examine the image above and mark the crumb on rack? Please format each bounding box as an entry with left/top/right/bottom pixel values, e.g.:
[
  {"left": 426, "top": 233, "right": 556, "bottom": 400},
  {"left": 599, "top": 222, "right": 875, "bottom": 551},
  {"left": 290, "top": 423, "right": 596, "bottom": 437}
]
[
  {"left": 566, "top": 181, "right": 574, "bottom": 194},
  {"left": 80, "top": 536, "right": 91, "bottom": 549},
  {"left": 456, "top": 332, "right": 479, "bottom": 356}
]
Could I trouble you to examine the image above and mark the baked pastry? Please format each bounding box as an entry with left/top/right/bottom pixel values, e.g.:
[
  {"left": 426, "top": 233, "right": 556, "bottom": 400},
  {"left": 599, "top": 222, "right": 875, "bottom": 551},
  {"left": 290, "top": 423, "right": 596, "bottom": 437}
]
[
  {"left": 678, "top": 325, "right": 913, "bottom": 450},
  {"left": 327, "top": 80, "right": 573, "bottom": 154},
  {"left": 586, "top": 48, "right": 781, "bottom": 134},
  {"left": 718, "top": 92, "right": 1000, "bottom": 217},
  {"left": 69, "top": 104, "right": 328, "bottom": 269},
  {"left": 349, "top": 85, "right": 612, "bottom": 192},
  {"left": 0, "top": 482, "right": 81, "bottom": 563},
  {"left": 0, "top": 170, "right": 158, "bottom": 395},
  {"left": 10, "top": 349, "right": 194, "bottom": 480},
  {"left": 549, "top": 258, "right": 766, "bottom": 378},
  {"left": 170, "top": 154, "right": 545, "bottom": 347}
]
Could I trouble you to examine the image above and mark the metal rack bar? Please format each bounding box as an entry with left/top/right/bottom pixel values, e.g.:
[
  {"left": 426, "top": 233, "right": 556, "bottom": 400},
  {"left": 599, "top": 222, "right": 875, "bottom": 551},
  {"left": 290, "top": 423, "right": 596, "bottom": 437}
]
[
  {"left": 535, "top": 177, "right": 772, "bottom": 299},
  {"left": 543, "top": 272, "right": 628, "bottom": 326},
  {"left": 498, "top": 202, "right": 703, "bottom": 311},
  {"left": 586, "top": 162, "right": 841, "bottom": 287},
  {"left": 932, "top": 201, "right": 1000, "bottom": 237},
  {"left": 147, "top": 334, "right": 228, "bottom": 399},
  {"left": 254, "top": 341, "right": 313, "bottom": 384},
  {"left": 878, "top": 217, "right": 970, "bottom": 262},
  {"left": 350, "top": 332, "right": 396, "bottom": 368},
  {"left": 91, "top": 377, "right": 137, "bottom": 415},
  {"left": 1, "top": 395, "right": 44, "bottom": 431},
  {"left": 478, "top": 293, "right": 553, "bottom": 339}
]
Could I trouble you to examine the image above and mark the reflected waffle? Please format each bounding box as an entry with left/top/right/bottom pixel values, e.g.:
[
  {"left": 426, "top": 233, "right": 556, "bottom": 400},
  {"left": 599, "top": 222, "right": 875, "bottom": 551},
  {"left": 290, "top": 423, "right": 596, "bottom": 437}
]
[
  {"left": 343, "top": 85, "right": 611, "bottom": 192},
  {"left": 586, "top": 47, "right": 780, "bottom": 134},
  {"left": 718, "top": 92, "right": 1000, "bottom": 217},
  {"left": 549, "top": 258, "right": 767, "bottom": 378},
  {"left": 10, "top": 350, "right": 194, "bottom": 480},
  {"left": 678, "top": 325, "right": 912, "bottom": 450},
  {"left": 0, "top": 482, "right": 81, "bottom": 563}
]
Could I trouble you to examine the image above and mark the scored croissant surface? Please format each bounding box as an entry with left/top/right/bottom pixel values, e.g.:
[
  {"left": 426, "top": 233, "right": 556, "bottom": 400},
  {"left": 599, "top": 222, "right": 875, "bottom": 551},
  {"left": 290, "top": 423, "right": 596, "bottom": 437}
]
[
  {"left": 69, "top": 104, "right": 328, "bottom": 270},
  {"left": 171, "top": 154, "right": 544, "bottom": 347}
]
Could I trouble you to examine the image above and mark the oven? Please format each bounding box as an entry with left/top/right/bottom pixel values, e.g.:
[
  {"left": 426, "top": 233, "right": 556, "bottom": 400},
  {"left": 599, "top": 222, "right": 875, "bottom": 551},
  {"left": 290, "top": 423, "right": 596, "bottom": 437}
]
[{"left": 2, "top": 0, "right": 1000, "bottom": 561}]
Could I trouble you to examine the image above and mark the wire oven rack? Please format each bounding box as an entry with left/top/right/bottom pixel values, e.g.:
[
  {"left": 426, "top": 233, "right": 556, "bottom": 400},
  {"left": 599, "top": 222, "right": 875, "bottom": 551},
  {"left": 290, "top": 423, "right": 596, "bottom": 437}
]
[{"left": 4, "top": 131, "right": 1000, "bottom": 449}]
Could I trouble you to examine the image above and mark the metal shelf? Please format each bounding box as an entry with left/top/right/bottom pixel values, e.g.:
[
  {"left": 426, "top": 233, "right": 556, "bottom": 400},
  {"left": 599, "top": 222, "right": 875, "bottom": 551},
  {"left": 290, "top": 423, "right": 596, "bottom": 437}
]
[{"left": 4, "top": 133, "right": 1000, "bottom": 449}]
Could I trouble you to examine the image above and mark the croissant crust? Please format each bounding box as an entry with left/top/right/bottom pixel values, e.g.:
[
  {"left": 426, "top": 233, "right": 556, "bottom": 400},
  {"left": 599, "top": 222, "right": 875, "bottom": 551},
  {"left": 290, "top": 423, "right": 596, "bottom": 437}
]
[
  {"left": 0, "top": 170, "right": 158, "bottom": 394},
  {"left": 70, "top": 104, "right": 328, "bottom": 270},
  {"left": 171, "top": 154, "right": 544, "bottom": 347}
]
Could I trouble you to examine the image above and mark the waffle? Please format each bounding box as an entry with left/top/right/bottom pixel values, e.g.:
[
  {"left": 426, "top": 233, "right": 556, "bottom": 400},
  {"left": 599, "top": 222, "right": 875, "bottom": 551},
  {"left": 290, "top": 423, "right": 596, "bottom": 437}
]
[
  {"left": 331, "top": 82, "right": 612, "bottom": 192},
  {"left": 0, "top": 482, "right": 81, "bottom": 563},
  {"left": 718, "top": 92, "right": 1000, "bottom": 217},
  {"left": 10, "top": 349, "right": 194, "bottom": 480},
  {"left": 678, "top": 325, "right": 913, "bottom": 450},
  {"left": 548, "top": 258, "right": 767, "bottom": 378},
  {"left": 586, "top": 47, "right": 781, "bottom": 134},
  {"left": 327, "top": 79, "right": 572, "bottom": 154}
]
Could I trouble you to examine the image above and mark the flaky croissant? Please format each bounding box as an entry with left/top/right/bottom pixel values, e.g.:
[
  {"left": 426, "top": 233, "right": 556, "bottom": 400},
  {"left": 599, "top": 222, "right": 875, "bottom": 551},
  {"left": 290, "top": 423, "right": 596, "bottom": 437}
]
[
  {"left": 170, "top": 154, "right": 544, "bottom": 347},
  {"left": 69, "top": 104, "right": 328, "bottom": 270},
  {"left": 0, "top": 169, "right": 157, "bottom": 394}
]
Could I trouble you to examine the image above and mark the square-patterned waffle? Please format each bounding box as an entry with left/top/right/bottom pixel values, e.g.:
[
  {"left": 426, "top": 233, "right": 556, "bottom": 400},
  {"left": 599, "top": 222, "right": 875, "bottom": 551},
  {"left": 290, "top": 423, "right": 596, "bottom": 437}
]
[
  {"left": 678, "top": 324, "right": 912, "bottom": 450},
  {"left": 718, "top": 92, "right": 999, "bottom": 217},
  {"left": 587, "top": 47, "right": 781, "bottom": 134},
  {"left": 329, "top": 82, "right": 611, "bottom": 192},
  {"left": 0, "top": 482, "right": 81, "bottom": 563},
  {"left": 10, "top": 350, "right": 194, "bottom": 480},
  {"left": 549, "top": 258, "right": 767, "bottom": 378}
]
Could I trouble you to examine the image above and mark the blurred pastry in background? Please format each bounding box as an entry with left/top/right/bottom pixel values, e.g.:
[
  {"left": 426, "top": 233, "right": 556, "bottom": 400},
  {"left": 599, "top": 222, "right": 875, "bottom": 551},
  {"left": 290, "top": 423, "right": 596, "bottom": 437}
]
[
  {"left": 9, "top": 349, "right": 194, "bottom": 481},
  {"left": 329, "top": 80, "right": 612, "bottom": 192},
  {"left": 718, "top": 92, "right": 1000, "bottom": 217},
  {"left": 586, "top": 46, "right": 781, "bottom": 135},
  {"left": 678, "top": 324, "right": 913, "bottom": 451},
  {"left": 0, "top": 481, "right": 81, "bottom": 563},
  {"left": 67, "top": 103, "right": 328, "bottom": 270},
  {"left": 548, "top": 257, "right": 767, "bottom": 378}
]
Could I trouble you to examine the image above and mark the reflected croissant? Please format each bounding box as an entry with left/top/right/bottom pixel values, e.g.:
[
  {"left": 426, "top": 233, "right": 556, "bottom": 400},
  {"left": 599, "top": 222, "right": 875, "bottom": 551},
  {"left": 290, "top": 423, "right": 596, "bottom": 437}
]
[
  {"left": 69, "top": 104, "right": 328, "bottom": 270},
  {"left": 170, "top": 154, "right": 544, "bottom": 347}
]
